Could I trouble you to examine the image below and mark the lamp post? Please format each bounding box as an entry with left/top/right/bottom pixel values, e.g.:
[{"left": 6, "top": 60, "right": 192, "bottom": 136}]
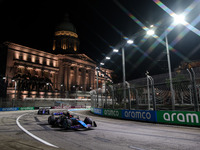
[
  {"left": 96, "top": 67, "right": 99, "bottom": 107},
  {"left": 147, "top": 29, "right": 175, "bottom": 110},
  {"left": 147, "top": 14, "right": 185, "bottom": 110},
  {"left": 12, "top": 79, "right": 17, "bottom": 107},
  {"left": 146, "top": 71, "right": 151, "bottom": 110},
  {"left": 60, "top": 84, "right": 63, "bottom": 98},
  {"left": 123, "top": 40, "right": 133, "bottom": 106},
  {"left": 113, "top": 40, "right": 133, "bottom": 108},
  {"left": 159, "top": 14, "right": 184, "bottom": 110},
  {"left": 122, "top": 46, "right": 126, "bottom": 106},
  {"left": 165, "top": 35, "right": 175, "bottom": 110}
]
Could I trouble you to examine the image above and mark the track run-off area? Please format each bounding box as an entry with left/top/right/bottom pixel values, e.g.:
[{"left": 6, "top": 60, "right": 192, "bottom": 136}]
[{"left": 0, "top": 109, "right": 200, "bottom": 150}]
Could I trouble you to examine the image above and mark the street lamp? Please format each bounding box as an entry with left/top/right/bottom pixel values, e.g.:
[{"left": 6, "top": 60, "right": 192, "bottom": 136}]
[
  {"left": 95, "top": 67, "right": 99, "bottom": 107},
  {"left": 127, "top": 39, "right": 134, "bottom": 44},
  {"left": 147, "top": 28, "right": 175, "bottom": 109},
  {"left": 165, "top": 35, "right": 176, "bottom": 110},
  {"left": 173, "top": 14, "right": 185, "bottom": 25},
  {"left": 119, "top": 39, "right": 134, "bottom": 107},
  {"left": 147, "top": 29, "right": 155, "bottom": 36},
  {"left": 60, "top": 84, "right": 63, "bottom": 98},
  {"left": 113, "top": 49, "right": 119, "bottom": 52},
  {"left": 12, "top": 79, "right": 17, "bottom": 107},
  {"left": 147, "top": 14, "right": 185, "bottom": 110}
]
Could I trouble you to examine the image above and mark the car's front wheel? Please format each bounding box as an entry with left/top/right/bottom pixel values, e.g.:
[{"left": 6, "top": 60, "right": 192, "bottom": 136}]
[
  {"left": 48, "top": 116, "right": 55, "bottom": 125},
  {"left": 84, "top": 117, "right": 92, "bottom": 124}
]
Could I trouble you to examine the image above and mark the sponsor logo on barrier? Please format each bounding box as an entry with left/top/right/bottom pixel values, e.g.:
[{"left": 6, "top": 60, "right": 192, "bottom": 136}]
[
  {"left": 104, "top": 109, "right": 121, "bottom": 117},
  {"left": 0, "top": 107, "right": 19, "bottom": 111},
  {"left": 93, "top": 108, "right": 102, "bottom": 115},
  {"left": 124, "top": 111, "right": 151, "bottom": 119},
  {"left": 163, "top": 113, "right": 199, "bottom": 123},
  {"left": 90, "top": 107, "right": 94, "bottom": 113},
  {"left": 122, "top": 110, "right": 156, "bottom": 122},
  {"left": 19, "top": 107, "right": 34, "bottom": 110},
  {"left": 157, "top": 111, "right": 200, "bottom": 126}
]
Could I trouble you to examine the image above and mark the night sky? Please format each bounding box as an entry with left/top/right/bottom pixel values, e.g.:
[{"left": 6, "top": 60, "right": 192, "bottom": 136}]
[{"left": 0, "top": 0, "right": 200, "bottom": 82}]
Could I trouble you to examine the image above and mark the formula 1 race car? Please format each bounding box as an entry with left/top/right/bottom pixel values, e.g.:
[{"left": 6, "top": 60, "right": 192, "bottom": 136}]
[
  {"left": 48, "top": 112, "right": 97, "bottom": 130},
  {"left": 38, "top": 107, "right": 50, "bottom": 115}
]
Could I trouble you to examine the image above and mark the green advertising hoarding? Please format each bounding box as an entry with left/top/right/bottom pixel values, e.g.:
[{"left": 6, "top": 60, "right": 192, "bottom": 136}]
[
  {"left": 19, "top": 107, "right": 34, "bottom": 110},
  {"left": 157, "top": 110, "right": 200, "bottom": 126},
  {"left": 90, "top": 107, "right": 94, "bottom": 113},
  {"left": 103, "top": 109, "right": 122, "bottom": 118}
]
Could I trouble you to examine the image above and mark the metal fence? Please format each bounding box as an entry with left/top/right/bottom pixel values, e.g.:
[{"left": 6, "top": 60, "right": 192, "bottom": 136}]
[
  {"left": 1, "top": 67, "right": 200, "bottom": 111},
  {"left": 91, "top": 68, "right": 200, "bottom": 111}
]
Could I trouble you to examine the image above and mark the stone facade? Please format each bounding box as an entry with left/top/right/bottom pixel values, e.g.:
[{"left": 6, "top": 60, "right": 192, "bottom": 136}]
[
  {"left": 1, "top": 14, "right": 112, "bottom": 100},
  {"left": 2, "top": 42, "right": 112, "bottom": 100}
]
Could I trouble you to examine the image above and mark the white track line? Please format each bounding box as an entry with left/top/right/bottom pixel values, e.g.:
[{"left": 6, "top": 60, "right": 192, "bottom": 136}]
[{"left": 16, "top": 113, "right": 58, "bottom": 148}]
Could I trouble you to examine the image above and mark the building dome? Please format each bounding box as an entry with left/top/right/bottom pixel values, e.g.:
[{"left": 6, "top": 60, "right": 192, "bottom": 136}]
[
  {"left": 53, "top": 13, "right": 80, "bottom": 54},
  {"left": 56, "top": 14, "right": 77, "bottom": 33}
]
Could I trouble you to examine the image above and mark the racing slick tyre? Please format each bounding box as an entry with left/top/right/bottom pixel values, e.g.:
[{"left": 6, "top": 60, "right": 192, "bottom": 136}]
[
  {"left": 45, "top": 110, "right": 50, "bottom": 115},
  {"left": 84, "top": 117, "right": 92, "bottom": 125},
  {"left": 62, "top": 119, "right": 72, "bottom": 129},
  {"left": 93, "top": 121, "right": 97, "bottom": 127},
  {"left": 48, "top": 116, "right": 55, "bottom": 125}
]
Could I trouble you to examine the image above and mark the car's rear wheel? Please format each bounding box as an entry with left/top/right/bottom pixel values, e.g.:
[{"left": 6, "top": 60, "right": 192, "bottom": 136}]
[
  {"left": 45, "top": 110, "right": 50, "bottom": 115},
  {"left": 93, "top": 121, "right": 97, "bottom": 127},
  {"left": 62, "top": 119, "right": 72, "bottom": 129}
]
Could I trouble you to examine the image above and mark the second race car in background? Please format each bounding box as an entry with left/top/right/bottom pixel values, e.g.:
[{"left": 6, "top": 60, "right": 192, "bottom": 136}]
[{"left": 38, "top": 107, "right": 50, "bottom": 115}]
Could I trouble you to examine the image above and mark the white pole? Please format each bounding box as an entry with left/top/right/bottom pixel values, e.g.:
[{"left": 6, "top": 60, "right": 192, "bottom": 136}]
[
  {"left": 122, "top": 47, "right": 126, "bottom": 108},
  {"left": 147, "top": 75, "right": 150, "bottom": 110},
  {"left": 14, "top": 81, "right": 17, "bottom": 107},
  {"left": 165, "top": 36, "right": 175, "bottom": 110}
]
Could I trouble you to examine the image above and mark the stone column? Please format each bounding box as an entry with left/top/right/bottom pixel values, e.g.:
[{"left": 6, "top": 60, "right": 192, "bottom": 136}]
[
  {"left": 90, "top": 70, "right": 95, "bottom": 89},
  {"left": 57, "top": 59, "right": 64, "bottom": 90},
  {"left": 52, "top": 72, "right": 55, "bottom": 90},
  {"left": 54, "top": 72, "right": 58, "bottom": 89},
  {"left": 64, "top": 64, "right": 68, "bottom": 91},
  {"left": 88, "top": 69, "right": 92, "bottom": 89},
  {"left": 67, "top": 65, "right": 71, "bottom": 91},
  {"left": 73, "top": 65, "right": 79, "bottom": 86},
  {"left": 82, "top": 68, "right": 86, "bottom": 91}
]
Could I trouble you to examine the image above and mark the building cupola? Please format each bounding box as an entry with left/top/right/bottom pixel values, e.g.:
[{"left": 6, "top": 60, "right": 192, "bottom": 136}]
[{"left": 53, "top": 13, "right": 80, "bottom": 54}]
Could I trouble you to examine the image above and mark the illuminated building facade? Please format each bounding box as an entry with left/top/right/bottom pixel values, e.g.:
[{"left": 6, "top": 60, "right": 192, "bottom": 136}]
[{"left": 0, "top": 14, "right": 112, "bottom": 100}]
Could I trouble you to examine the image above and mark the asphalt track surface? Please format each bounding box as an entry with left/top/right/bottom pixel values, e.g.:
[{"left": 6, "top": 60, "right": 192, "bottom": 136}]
[{"left": 0, "top": 109, "right": 200, "bottom": 150}]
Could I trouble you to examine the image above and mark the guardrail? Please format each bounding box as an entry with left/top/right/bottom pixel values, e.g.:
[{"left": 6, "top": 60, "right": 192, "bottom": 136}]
[{"left": 90, "top": 107, "right": 200, "bottom": 126}]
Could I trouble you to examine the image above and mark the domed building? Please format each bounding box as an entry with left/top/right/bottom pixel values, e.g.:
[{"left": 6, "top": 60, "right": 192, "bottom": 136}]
[
  {"left": 53, "top": 14, "right": 80, "bottom": 54},
  {"left": 0, "top": 14, "right": 113, "bottom": 100}
]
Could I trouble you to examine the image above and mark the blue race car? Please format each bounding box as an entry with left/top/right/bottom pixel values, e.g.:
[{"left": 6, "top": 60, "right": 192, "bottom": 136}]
[
  {"left": 48, "top": 112, "right": 97, "bottom": 129},
  {"left": 38, "top": 107, "right": 50, "bottom": 115}
]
